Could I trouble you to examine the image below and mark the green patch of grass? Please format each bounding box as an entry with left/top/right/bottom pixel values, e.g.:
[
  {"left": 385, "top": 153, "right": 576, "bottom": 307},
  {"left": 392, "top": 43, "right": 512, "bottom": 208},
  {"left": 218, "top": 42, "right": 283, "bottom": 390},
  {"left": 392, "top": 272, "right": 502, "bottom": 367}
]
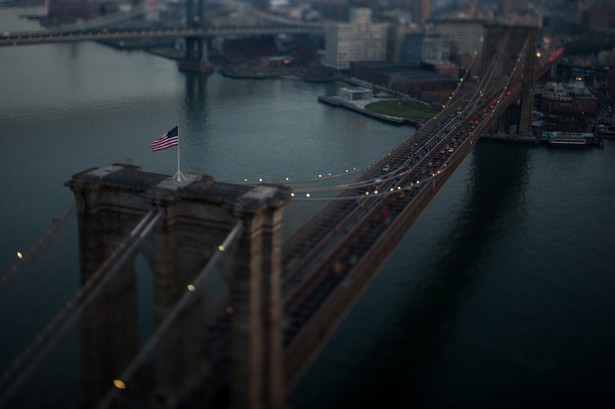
[{"left": 365, "top": 100, "right": 440, "bottom": 121}]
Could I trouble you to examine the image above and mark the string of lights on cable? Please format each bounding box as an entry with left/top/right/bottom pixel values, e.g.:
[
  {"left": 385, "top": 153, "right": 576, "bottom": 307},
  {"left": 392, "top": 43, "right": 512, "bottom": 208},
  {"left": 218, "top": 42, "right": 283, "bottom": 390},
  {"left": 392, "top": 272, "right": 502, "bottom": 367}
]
[{"left": 0, "top": 202, "right": 77, "bottom": 289}]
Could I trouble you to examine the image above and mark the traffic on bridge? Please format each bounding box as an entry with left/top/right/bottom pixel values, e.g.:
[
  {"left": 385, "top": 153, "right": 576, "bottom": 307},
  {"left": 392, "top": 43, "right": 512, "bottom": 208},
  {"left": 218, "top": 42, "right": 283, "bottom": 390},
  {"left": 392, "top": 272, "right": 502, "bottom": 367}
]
[{"left": 277, "top": 29, "right": 564, "bottom": 383}]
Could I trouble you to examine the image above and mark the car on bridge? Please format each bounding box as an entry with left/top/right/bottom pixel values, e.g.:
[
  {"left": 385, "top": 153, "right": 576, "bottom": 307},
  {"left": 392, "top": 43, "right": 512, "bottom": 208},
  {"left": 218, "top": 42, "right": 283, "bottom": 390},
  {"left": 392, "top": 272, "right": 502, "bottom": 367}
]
[{"left": 373, "top": 178, "right": 384, "bottom": 189}]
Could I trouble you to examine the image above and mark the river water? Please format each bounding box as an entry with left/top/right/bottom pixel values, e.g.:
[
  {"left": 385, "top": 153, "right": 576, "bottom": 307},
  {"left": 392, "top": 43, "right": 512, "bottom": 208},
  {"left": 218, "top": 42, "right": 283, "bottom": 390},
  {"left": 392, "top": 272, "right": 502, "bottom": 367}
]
[{"left": 1, "top": 6, "right": 615, "bottom": 409}]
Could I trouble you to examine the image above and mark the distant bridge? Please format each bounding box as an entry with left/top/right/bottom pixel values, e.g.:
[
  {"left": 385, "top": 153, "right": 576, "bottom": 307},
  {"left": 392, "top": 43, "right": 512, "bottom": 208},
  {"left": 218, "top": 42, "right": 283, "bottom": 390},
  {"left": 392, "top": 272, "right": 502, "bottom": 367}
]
[
  {"left": 0, "top": 22, "right": 563, "bottom": 409},
  {"left": 0, "top": 25, "right": 323, "bottom": 47},
  {"left": 0, "top": 0, "right": 324, "bottom": 48},
  {"left": 0, "top": 0, "right": 324, "bottom": 71}
]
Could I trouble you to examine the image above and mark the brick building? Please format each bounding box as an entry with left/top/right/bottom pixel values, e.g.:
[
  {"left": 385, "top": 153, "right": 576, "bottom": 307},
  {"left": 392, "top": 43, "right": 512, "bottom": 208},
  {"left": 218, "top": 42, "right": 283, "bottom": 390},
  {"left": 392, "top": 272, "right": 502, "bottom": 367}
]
[{"left": 349, "top": 61, "right": 457, "bottom": 105}]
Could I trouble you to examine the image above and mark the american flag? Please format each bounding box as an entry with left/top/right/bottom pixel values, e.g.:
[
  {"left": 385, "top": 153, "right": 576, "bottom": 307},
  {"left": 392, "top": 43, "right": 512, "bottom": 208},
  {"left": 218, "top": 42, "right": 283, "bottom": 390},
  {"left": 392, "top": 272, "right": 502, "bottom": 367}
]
[{"left": 151, "top": 126, "right": 179, "bottom": 151}]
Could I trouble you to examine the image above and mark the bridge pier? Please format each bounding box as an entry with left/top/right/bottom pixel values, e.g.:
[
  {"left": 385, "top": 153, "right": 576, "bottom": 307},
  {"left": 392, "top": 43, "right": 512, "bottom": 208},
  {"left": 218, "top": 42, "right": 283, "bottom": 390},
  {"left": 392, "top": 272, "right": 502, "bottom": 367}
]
[
  {"left": 180, "top": 37, "right": 214, "bottom": 73},
  {"left": 179, "top": 0, "right": 213, "bottom": 73},
  {"left": 66, "top": 164, "right": 291, "bottom": 409},
  {"left": 518, "top": 29, "right": 538, "bottom": 136},
  {"left": 482, "top": 23, "right": 540, "bottom": 139},
  {"left": 497, "top": 106, "right": 512, "bottom": 134}
]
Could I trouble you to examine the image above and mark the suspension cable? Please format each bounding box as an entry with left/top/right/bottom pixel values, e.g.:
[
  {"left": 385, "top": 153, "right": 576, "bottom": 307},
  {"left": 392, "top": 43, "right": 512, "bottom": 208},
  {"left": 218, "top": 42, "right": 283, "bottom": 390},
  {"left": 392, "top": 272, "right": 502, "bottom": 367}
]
[
  {"left": 0, "top": 210, "right": 163, "bottom": 408},
  {"left": 1, "top": 202, "right": 77, "bottom": 289},
  {"left": 96, "top": 221, "right": 243, "bottom": 409},
  {"left": 237, "top": 165, "right": 369, "bottom": 186}
]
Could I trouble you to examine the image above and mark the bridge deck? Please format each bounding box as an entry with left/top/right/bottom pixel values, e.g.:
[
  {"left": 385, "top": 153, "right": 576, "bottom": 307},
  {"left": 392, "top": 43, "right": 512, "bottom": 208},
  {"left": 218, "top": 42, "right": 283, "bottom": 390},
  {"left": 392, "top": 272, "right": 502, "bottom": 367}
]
[
  {"left": 278, "top": 38, "right": 563, "bottom": 381},
  {"left": 279, "top": 95, "right": 488, "bottom": 381}
]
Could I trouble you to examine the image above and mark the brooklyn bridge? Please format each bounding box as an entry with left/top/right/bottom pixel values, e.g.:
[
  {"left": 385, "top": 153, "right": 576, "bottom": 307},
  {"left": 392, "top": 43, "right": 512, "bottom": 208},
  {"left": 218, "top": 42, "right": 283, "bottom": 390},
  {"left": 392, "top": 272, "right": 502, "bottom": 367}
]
[{"left": 0, "top": 6, "right": 564, "bottom": 408}]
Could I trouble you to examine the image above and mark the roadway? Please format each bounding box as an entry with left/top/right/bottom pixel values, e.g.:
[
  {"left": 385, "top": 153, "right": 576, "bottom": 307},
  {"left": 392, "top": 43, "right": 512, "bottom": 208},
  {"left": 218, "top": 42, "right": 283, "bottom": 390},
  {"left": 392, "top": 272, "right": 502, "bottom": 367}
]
[
  {"left": 279, "top": 41, "right": 563, "bottom": 384},
  {"left": 280, "top": 92, "right": 500, "bottom": 382}
]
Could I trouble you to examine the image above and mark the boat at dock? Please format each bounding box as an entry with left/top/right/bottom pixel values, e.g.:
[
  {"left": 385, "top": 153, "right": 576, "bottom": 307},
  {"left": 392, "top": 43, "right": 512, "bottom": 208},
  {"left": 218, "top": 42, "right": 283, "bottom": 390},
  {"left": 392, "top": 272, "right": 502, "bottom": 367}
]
[{"left": 545, "top": 131, "right": 602, "bottom": 147}]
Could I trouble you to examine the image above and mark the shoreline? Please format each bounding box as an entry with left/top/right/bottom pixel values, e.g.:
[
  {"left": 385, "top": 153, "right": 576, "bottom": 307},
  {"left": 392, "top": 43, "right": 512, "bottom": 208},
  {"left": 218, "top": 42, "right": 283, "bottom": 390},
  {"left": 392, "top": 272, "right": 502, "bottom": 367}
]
[{"left": 317, "top": 95, "right": 424, "bottom": 127}]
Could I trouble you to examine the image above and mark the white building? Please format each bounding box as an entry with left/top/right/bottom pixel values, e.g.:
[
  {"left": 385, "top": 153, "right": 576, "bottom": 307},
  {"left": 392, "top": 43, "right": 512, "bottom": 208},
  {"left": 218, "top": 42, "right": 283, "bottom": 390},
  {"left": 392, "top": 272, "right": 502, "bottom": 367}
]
[
  {"left": 324, "top": 8, "right": 389, "bottom": 70},
  {"left": 340, "top": 87, "right": 373, "bottom": 101},
  {"left": 542, "top": 82, "right": 572, "bottom": 101}
]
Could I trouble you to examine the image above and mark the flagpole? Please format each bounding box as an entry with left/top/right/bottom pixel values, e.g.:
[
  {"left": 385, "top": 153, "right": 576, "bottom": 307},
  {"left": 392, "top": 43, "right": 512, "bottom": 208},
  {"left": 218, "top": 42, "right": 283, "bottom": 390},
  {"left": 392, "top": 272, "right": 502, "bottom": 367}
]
[
  {"left": 174, "top": 125, "right": 186, "bottom": 182},
  {"left": 177, "top": 125, "right": 181, "bottom": 179}
]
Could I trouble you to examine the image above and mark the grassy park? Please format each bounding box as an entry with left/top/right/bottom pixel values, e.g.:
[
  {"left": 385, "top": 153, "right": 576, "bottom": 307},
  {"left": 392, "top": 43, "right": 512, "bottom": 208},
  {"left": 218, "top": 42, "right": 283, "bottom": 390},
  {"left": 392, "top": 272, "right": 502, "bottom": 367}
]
[{"left": 365, "top": 99, "right": 440, "bottom": 121}]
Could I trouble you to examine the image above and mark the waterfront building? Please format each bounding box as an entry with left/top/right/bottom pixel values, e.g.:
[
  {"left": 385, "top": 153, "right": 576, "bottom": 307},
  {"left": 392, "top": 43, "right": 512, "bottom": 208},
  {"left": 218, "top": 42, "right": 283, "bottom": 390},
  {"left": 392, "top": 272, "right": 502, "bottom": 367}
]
[
  {"left": 323, "top": 8, "right": 389, "bottom": 70},
  {"left": 539, "top": 81, "right": 598, "bottom": 116},
  {"left": 47, "top": 0, "right": 126, "bottom": 23},
  {"left": 339, "top": 87, "right": 373, "bottom": 101},
  {"left": 567, "top": 81, "right": 599, "bottom": 115},
  {"left": 349, "top": 61, "right": 457, "bottom": 105},
  {"left": 541, "top": 82, "right": 572, "bottom": 102}
]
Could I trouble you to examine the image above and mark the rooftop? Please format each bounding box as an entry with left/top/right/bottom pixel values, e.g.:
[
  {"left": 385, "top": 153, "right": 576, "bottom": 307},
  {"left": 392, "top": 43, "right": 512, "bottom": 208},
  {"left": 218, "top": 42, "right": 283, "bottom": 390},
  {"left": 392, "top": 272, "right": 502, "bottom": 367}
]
[{"left": 353, "top": 61, "right": 457, "bottom": 82}]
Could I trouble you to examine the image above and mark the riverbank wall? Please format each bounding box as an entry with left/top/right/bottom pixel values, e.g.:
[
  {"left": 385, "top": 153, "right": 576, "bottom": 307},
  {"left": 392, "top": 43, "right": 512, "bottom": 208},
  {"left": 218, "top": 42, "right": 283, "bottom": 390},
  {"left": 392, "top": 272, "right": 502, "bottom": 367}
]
[{"left": 317, "top": 96, "right": 422, "bottom": 127}]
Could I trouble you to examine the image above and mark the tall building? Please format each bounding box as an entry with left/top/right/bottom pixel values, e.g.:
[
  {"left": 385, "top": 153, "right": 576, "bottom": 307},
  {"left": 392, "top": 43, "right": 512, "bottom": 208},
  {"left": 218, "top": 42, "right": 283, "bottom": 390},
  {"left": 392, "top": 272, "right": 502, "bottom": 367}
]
[
  {"left": 496, "top": 0, "right": 530, "bottom": 17},
  {"left": 324, "top": 8, "right": 389, "bottom": 70},
  {"left": 421, "top": 34, "right": 450, "bottom": 62},
  {"left": 608, "top": 69, "right": 615, "bottom": 97},
  {"left": 579, "top": 0, "right": 615, "bottom": 31},
  {"left": 402, "top": 32, "right": 424, "bottom": 66},
  {"left": 309, "top": 0, "right": 348, "bottom": 22},
  {"left": 433, "top": 17, "right": 485, "bottom": 66},
  {"left": 470, "top": 0, "right": 478, "bottom": 16},
  {"left": 145, "top": 0, "right": 159, "bottom": 21},
  {"left": 404, "top": 0, "right": 431, "bottom": 25}
]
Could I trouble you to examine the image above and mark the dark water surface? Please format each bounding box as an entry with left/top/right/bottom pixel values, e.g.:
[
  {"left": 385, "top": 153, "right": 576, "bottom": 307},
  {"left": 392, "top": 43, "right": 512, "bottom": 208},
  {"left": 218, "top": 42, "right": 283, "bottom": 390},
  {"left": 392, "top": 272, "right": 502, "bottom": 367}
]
[{"left": 1, "top": 6, "right": 615, "bottom": 408}]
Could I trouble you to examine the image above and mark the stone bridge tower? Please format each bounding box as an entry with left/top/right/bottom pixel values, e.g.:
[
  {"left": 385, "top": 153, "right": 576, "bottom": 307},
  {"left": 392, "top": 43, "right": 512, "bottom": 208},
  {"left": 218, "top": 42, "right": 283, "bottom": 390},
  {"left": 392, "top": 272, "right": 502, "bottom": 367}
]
[
  {"left": 481, "top": 23, "right": 540, "bottom": 138},
  {"left": 66, "top": 163, "right": 291, "bottom": 409}
]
